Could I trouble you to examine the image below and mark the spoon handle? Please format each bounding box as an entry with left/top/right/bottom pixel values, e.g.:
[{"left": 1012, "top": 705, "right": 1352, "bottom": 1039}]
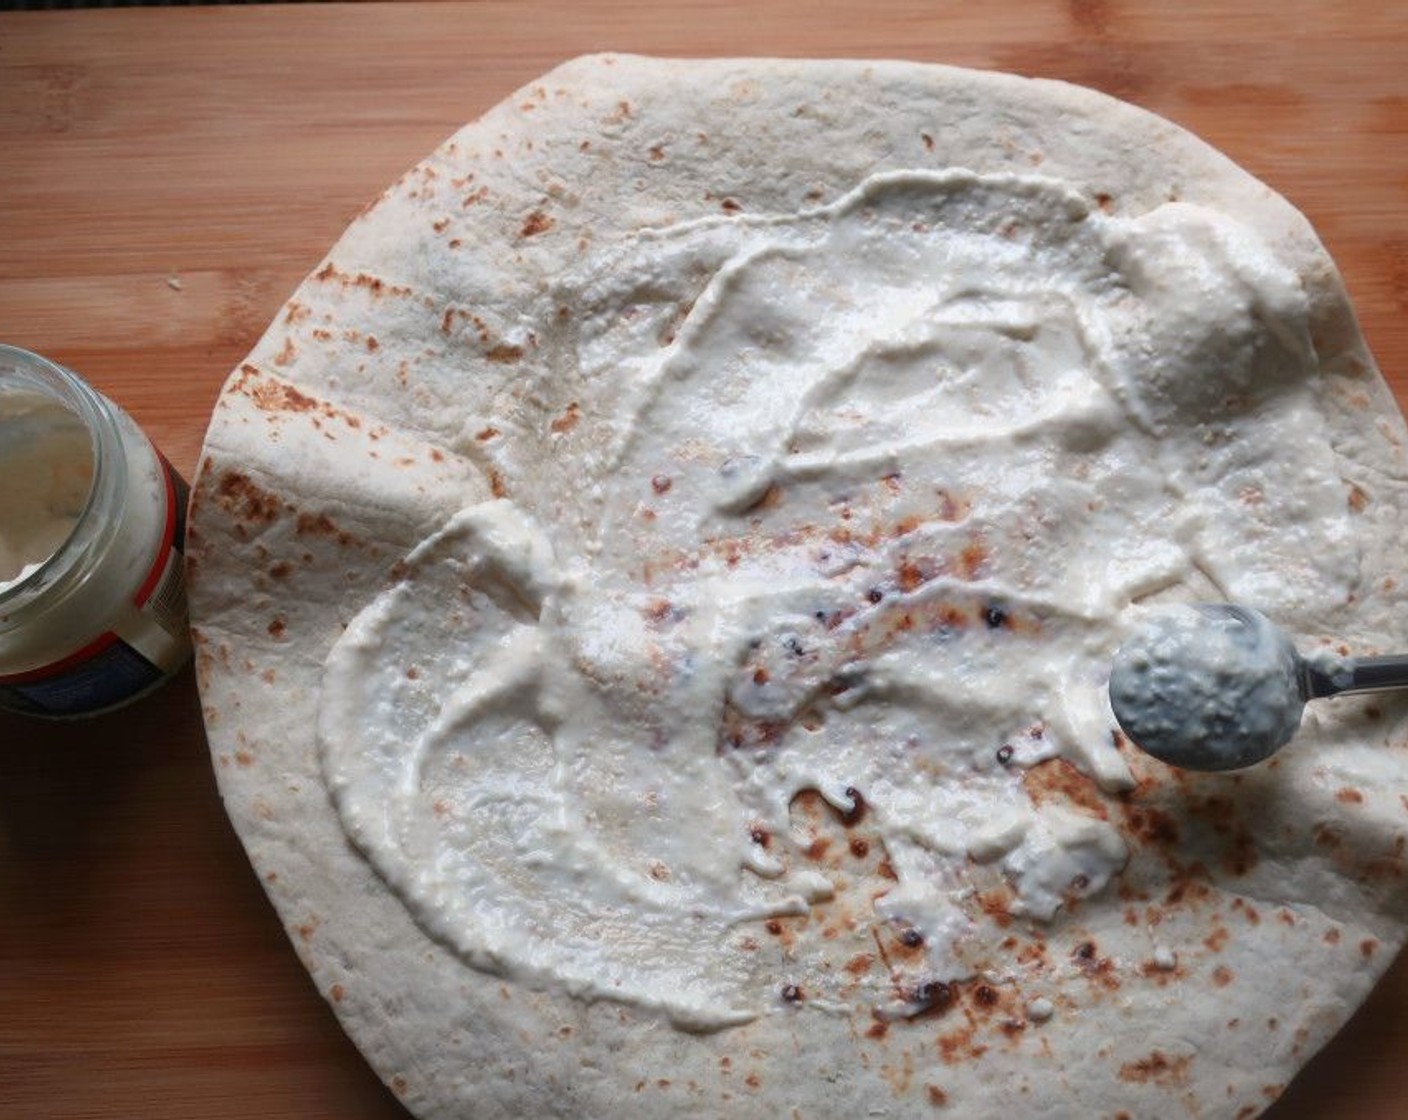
[{"left": 1301, "top": 654, "right": 1408, "bottom": 699}]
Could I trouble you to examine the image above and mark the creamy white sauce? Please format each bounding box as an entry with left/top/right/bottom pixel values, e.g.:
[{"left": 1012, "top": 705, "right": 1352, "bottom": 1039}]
[
  {"left": 0, "top": 391, "right": 93, "bottom": 591},
  {"left": 1108, "top": 604, "right": 1303, "bottom": 770},
  {"left": 319, "top": 171, "right": 1353, "bottom": 1029}
]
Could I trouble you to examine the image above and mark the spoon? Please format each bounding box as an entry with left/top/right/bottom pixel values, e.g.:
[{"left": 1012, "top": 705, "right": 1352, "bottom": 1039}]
[{"left": 1107, "top": 603, "right": 1408, "bottom": 772}]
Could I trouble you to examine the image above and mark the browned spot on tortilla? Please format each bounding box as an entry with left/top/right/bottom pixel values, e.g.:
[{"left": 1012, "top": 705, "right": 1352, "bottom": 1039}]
[
  {"left": 1022, "top": 758, "right": 1107, "bottom": 818},
  {"left": 1120, "top": 802, "right": 1181, "bottom": 846},
  {"left": 720, "top": 197, "right": 743, "bottom": 213},
  {"left": 476, "top": 426, "right": 500, "bottom": 441},
  {"left": 955, "top": 536, "right": 988, "bottom": 580},
  {"left": 1071, "top": 939, "right": 1119, "bottom": 990},
  {"left": 971, "top": 984, "right": 999, "bottom": 1009},
  {"left": 248, "top": 376, "right": 319, "bottom": 414},
  {"left": 1362, "top": 938, "right": 1379, "bottom": 958},
  {"left": 391, "top": 1076, "right": 408, "bottom": 1095},
  {"left": 920, "top": 133, "right": 935, "bottom": 152},
  {"left": 313, "top": 264, "right": 405, "bottom": 296},
  {"left": 976, "top": 887, "right": 1014, "bottom": 928},
  {"left": 234, "top": 749, "right": 254, "bottom": 767},
  {"left": 1337, "top": 786, "right": 1365, "bottom": 805},
  {"left": 272, "top": 336, "right": 297, "bottom": 366},
  {"left": 521, "top": 210, "right": 554, "bottom": 238},
  {"left": 867, "top": 1016, "right": 889, "bottom": 1040},
  {"left": 295, "top": 512, "right": 338, "bottom": 537},
  {"left": 926, "top": 1084, "right": 948, "bottom": 1106},
  {"left": 485, "top": 343, "right": 524, "bottom": 363},
  {"left": 268, "top": 561, "right": 291, "bottom": 579},
  {"left": 550, "top": 402, "right": 582, "bottom": 434},
  {"left": 214, "top": 471, "right": 281, "bottom": 524},
  {"left": 1212, "top": 965, "right": 1233, "bottom": 987},
  {"left": 896, "top": 556, "right": 939, "bottom": 593},
  {"left": 647, "top": 145, "right": 665, "bottom": 161},
  {"left": 998, "top": 1017, "right": 1026, "bottom": 1040},
  {"left": 844, "top": 953, "right": 873, "bottom": 977},
  {"left": 651, "top": 474, "right": 672, "bottom": 495},
  {"left": 267, "top": 617, "right": 286, "bottom": 639},
  {"left": 877, "top": 858, "right": 897, "bottom": 880},
  {"left": 849, "top": 836, "right": 870, "bottom": 858},
  {"left": 1325, "top": 927, "right": 1341, "bottom": 945},
  {"left": 744, "top": 1072, "right": 760, "bottom": 1090},
  {"left": 259, "top": 668, "right": 275, "bottom": 685},
  {"left": 1204, "top": 926, "right": 1229, "bottom": 952},
  {"left": 1186, "top": 794, "right": 1259, "bottom": 876},
  {"left": 330, "top": 983, "right": 344, "bottom": 1003},
  {"left": 1313, "top": 821, "right": 1343, "bottom": 849},
  {"left": 1348, "top": 483, "right": 1369, "bottom": 511},
  {"left": 1358, "top": 852, "right": 1408, "bottom": 882},
  {"left": 296, "top": 922, "right": 317, "bottom": 942},
  {"left": 365, "top": 335, "right": 379, "bottom": 353},
  {"left": 1119, "top": 1050, "right": 1191, "bottom": 1087}
]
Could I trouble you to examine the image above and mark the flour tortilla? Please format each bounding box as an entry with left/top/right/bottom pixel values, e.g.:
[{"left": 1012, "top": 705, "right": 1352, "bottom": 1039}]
[{"left": 189, "top": 56, "right": 1408, "bottom": 1118}]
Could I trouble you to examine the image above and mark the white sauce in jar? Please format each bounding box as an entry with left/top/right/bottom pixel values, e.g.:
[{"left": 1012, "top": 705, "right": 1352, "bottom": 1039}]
[
  {"left": 0, "top": 347, "right": 190, "bottom": 718},
  {"left": 0, "top": 391, "right": 95, "bottom": 591}
]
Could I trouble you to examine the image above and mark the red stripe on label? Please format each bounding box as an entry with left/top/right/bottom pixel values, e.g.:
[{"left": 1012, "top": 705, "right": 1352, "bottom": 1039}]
[
  {"left": 133, "top": 449, "right": 178, "bottom": 607},
  {"left": 0, "top": 630, "right": 120, "bottom": 684}
]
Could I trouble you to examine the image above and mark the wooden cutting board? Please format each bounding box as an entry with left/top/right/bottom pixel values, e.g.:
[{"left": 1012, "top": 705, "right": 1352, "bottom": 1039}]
[{"left": 2, "top": 4, "right": 1407, "bottom": 1117}]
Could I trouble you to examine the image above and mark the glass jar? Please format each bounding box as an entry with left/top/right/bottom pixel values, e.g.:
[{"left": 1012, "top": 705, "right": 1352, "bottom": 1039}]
[{"left": 0, "top": 344, "right": 190, "bottom": 717}]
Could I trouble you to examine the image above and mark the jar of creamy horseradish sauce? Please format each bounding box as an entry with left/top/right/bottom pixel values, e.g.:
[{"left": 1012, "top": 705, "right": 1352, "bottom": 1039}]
[{"left": 0, "top": 345, "right": 191, "bottom": 718}]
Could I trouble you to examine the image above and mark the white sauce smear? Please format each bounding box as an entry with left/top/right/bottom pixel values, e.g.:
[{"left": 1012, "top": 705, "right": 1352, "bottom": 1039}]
[{"left": 318, "top": 171, "right": 1355, "bottom": 1029}]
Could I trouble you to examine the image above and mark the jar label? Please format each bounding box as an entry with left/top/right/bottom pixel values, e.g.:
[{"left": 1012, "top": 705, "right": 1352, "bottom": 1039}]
[{"left": 0, "top": 456, "right": 191, "bottom": 717}]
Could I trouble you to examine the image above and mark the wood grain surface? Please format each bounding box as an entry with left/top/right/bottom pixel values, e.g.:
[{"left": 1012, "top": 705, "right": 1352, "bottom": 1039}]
[{"left": 2, "top": 4, "right": 1407, "bottom": 1117}]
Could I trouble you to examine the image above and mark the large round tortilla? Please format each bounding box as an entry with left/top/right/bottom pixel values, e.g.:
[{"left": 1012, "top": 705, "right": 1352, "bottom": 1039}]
[{"left": 189, "top": 55, "right": 1408, "bottom": 1118}]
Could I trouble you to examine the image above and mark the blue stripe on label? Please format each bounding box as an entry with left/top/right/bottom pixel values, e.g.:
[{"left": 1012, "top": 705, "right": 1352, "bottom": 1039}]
[{"left": 0, "top": 638, "right": 165, "bottom": 717}]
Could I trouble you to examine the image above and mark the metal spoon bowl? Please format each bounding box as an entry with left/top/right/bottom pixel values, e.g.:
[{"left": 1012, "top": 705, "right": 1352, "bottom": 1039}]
[{"left": 1108, "top": 603, "right": 1408, "bottom": 772}]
